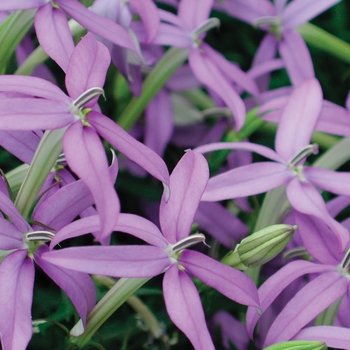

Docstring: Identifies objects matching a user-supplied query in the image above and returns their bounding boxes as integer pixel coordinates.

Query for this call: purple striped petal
[181,250,259,307]
[163,264,215,350]
[0,75,69,102]
[0,250,34,350]
[264,272,348,346]
[195,202,248,248]
[178,0,213,30]
[203,43,259,96]
[294,326,350,349]
[66,33,110,105]
[286,178,350,252]
[279,29,315,86]
[282,0,341,29]
[63,122,120,243]
[35,245,96,334]
[57,0,137,52]
[35,4,75,73]
[202,162,292,201]
[129,0,160,43]
[88,111,170,186]
[304,166,350,196]
[145,89,174,156]
[0,0,45,10]
[0,219,25,250]
[0,98,73,130]
[246,260,334,338]
[42,245,170,278]
[195,141,285,163]
[275,78,322,160]
[159,150,209,243]
[189,47,246,130]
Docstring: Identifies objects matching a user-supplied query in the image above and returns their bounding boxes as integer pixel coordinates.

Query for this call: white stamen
[253,16,281,29]
[190,18,220,42]
[288,144,319,168]
[166,233,209,257]
[25,230,55,242]
[69,87,105,115]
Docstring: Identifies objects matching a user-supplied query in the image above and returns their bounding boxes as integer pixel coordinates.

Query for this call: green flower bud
[263,340,327,350]
[222,224,297,269]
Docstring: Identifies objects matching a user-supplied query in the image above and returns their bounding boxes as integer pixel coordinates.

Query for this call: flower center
[253,16,282,39]
[190,18,220,47]
[24,230,55,255]
[165,233,208,259]
[69,87,105,123]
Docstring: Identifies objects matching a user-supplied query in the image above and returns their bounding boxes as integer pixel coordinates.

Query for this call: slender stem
[15,128,66,219]
[117,47,190,131]
[70,277,150,348]
[298,22,350,65]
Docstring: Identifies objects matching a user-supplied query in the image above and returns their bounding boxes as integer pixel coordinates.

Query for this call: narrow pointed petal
[304,166,350,196]
[246,260,334,338]
[203,43,259,97]
[178,0,213,30]
[33,180,93,231]
[282,0,341,29]
[35,4,75,73]
[294,211,344,265]
[50,216,100,249]
[145,89,174,156]
[42,246,170,278]
[0,191,31,233]
[0,98,73,130]
[163,264,215,350]
[88,112,170,186]
[286,178,350,251]
[264,272,348,346]
[294,326,350,349]
[66,33,111,105]
[195,141,285,163]
[0,250,34,350]
[214,0,274,24]
[181,250,259,307]
[279,30,315,87]
[63,122,120,243]
[195,202,248,248]
[202,162,291,201]
[0,0,45,10]
[0,75,70,102]
[275,78,322,160]
[189,48,246,130]
[129,0,160,43]
[0,219,25,250]
[57,0,137,52]
[159,150,209,243]
[0,130,40,164]
[35,245,96,334]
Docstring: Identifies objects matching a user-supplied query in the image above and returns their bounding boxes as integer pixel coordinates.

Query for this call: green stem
[14,128,66,219]
[298,22,350,65]
[117,47,190,131]
[315,296,343,326]
[70,277,149,348]
[0,10,35,74]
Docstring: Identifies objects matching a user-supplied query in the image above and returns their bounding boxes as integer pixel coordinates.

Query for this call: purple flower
[196,78,350,251]
[215,0,340,88]
[42,150,259,349]
[0,190,96,350]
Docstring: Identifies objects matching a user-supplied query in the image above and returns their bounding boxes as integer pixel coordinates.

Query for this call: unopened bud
[236,224,297,268]
[263,340,327,350]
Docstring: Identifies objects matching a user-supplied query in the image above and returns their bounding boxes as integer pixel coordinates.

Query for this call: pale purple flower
[215,0,340,88]
[42,150,259,349]
[0,190,96,350]
[196,78,350,251]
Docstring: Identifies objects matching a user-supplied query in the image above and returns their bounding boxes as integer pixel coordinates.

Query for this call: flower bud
[234,224,297,269]
[263,340,327,350]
